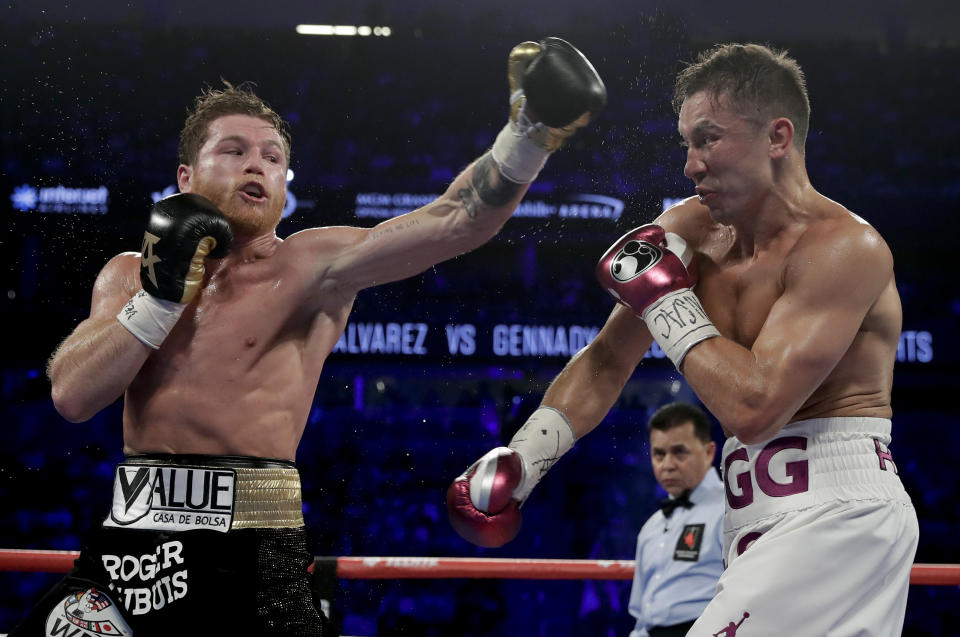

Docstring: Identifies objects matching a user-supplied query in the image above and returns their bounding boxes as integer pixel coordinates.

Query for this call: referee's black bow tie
[658,490,694,518]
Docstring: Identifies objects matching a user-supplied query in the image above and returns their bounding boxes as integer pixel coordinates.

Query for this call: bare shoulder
[654,197,721,249]
[280,226,374,304]
[97,252,141,289]
[90,252,142,314]
[790,202,894,284]
[802,202,891,260]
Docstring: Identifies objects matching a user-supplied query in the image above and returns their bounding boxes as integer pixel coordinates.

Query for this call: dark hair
[177,80,292,166]
[673,43,810,153]
[648,402,712,444]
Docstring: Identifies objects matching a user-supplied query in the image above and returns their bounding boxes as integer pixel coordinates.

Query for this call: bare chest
[145,265,321,380]
[193,272,297,345]
[695,254,784,349]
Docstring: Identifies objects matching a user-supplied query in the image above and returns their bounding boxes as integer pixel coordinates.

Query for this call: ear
[177,164,193,192]
[768,117,794,158]
[706,440,717,463]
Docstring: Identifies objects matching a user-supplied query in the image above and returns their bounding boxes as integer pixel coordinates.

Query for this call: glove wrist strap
[508,406,576,502]
[491,119,552,184]
[117,289,186,349]
[641,288,720,369]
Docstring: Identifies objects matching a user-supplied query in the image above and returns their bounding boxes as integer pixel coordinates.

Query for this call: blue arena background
[2,3,959,634]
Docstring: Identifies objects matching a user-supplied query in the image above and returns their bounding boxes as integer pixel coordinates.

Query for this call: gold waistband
[119,457,305,530]
[230,466,305,530]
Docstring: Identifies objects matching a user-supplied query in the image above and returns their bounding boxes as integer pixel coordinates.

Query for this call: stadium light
[296,24,392,37]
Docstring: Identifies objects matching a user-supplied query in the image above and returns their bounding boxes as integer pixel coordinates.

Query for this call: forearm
[541,340,638,438]
[328,154,530,293]
[48,317,151,422]
[444,152,529,248]
[681,338,793,443]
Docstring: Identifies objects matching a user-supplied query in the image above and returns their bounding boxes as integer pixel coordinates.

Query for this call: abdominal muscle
[122,338,320,460]
[120,286,348,460]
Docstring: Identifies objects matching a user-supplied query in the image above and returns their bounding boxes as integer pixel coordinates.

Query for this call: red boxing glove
[446,447,523,548]
[596,224,719,368]
[595,224,693,314]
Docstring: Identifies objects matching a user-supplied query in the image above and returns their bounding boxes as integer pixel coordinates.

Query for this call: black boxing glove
[117,193,232,349]
[492,37,606,183]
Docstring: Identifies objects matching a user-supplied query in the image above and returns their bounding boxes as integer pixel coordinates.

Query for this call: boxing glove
[492,37,606,183]
[117,193,233,348]
[447,407,576,548]
[596,224,719,368]
[139,193,233,304]
[446,447,523,548]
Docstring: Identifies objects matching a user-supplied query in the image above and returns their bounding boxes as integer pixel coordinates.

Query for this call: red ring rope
[1,549,957,585]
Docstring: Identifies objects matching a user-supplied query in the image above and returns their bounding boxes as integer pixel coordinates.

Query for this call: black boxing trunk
[12,454,334,637]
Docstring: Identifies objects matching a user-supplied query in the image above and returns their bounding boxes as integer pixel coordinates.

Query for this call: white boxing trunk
[687,417,919,637]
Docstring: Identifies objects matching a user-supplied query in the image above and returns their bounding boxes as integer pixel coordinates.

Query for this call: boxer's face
[177,114,287,236]
[678,90,773,225]
[649,422,715,497]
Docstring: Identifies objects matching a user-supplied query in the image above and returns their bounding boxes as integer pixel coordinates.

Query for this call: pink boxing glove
[447,407,576,547]
[595,224,694,313]
[596,224,719,368]
[446,447,523,548]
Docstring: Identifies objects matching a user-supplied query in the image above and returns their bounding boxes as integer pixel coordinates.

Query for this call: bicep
[48,253,141,373]
[321,196,468,294]
[320,156,528,294]
[750,239,892,411]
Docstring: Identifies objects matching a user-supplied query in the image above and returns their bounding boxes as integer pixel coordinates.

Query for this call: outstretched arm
[315,37,605,297]
[447,302,652,548]
[316,151,530,295]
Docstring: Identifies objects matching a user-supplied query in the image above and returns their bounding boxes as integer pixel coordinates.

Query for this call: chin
[706,205,735,226]
[226,202,283,235]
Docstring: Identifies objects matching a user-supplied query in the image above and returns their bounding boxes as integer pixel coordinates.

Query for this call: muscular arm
[317,152,527,296]
[48,254,152,422]
[680,224,895,444]
[542,303,654,438]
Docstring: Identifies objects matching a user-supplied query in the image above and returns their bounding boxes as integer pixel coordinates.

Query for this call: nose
[660,454,677,472]
[683,148,706,183]
[244,153,265,175]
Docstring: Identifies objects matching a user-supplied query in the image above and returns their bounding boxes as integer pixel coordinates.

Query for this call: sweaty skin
[48,114,526,459]
[540,90,901,445]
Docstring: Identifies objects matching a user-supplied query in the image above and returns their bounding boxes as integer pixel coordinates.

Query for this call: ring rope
[1,549,957,585]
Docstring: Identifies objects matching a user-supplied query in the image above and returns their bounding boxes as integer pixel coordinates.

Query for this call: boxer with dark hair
[16,39,606,636]
[449,43,917,636]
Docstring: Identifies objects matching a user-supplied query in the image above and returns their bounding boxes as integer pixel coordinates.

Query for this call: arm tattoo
[367,217,421,242]
[459,153,524,218]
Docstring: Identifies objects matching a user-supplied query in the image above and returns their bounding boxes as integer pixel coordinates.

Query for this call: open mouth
[239,182,267,202]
